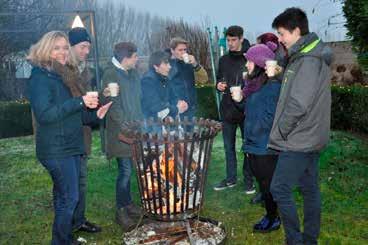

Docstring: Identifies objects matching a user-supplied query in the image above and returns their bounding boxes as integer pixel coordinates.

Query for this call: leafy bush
[195,85,219,120]
[331,85,368,133]
[0,100,33,138]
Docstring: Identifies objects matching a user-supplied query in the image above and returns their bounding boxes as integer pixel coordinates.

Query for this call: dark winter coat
[216,40,251,123]
[141,68,178,119]
[168,59,197,118]
[27,66,97,160]
[242,79,281,155]
[102,63,143,159]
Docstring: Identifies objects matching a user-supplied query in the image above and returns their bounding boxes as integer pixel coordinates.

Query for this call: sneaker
[76,220,102,233]
[213,179,237,191]
[245,184,256,195]
[253,216,281,233]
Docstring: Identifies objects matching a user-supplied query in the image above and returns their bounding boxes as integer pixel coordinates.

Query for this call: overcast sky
[115,0,347,43]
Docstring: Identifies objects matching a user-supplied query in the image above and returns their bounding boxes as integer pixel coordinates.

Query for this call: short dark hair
[113,42,137,62]
[272,7,309,35]
[149,51,170,68]
[225,25,243,38]
[169,37,188,50]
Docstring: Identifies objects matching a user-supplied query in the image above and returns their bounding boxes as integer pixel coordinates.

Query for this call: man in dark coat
[68,27,102,234]
[102,42,143,231]
[214,26,256,195]
[168,37,208,119]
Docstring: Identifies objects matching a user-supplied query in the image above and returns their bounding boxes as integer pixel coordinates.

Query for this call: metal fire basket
[119,117,221,221]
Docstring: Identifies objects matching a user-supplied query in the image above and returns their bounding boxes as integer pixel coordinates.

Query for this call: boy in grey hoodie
[268,7,332,245]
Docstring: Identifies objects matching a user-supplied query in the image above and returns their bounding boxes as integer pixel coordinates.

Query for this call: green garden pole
[207,27,221,120]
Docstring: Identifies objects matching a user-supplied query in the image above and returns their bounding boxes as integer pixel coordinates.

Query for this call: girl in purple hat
[231,41,282,233]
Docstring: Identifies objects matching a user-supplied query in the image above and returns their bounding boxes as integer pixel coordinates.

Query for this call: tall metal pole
[207,27,221,120]
[89,11,105,153]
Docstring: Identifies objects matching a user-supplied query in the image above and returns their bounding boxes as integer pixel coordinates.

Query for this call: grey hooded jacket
[268,32,333,152]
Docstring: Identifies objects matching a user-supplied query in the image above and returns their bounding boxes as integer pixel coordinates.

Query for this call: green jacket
[102,62,143,159]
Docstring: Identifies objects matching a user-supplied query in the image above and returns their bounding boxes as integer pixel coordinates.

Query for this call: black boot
[126,203,144,220]
[115,207,138,232]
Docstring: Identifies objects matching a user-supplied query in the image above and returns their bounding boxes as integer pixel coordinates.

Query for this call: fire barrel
[119,117,222,221]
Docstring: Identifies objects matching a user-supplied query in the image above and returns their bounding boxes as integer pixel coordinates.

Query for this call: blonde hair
[27,31,77,68]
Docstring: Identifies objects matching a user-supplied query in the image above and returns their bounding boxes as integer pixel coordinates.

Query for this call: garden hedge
[0,100,33,138]
[1,85,367,138]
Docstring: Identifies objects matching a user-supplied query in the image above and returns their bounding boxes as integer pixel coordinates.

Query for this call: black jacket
[217,40,250,123]
[168,59,197,118]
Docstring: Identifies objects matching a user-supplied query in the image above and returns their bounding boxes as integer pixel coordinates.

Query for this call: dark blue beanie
[68,27,91,46]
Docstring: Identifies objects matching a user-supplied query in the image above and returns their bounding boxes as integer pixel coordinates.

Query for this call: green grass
[1,131,368,244]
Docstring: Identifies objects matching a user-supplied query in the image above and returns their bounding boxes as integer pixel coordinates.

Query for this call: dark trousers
[222,120,253,184]
[72,155,87,229]
[270,151,321,245]
[248,154,278,219]
[116,157,133,209]
[39,155,81,245]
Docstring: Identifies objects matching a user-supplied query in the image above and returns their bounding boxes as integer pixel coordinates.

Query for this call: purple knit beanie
[244,41,277,68]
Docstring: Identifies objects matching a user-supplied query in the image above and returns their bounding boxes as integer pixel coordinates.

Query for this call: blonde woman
[27,31,111,245]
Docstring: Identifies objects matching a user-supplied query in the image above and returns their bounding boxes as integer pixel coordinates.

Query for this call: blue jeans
[72,156,87,229]
[39,155,81,245]
[270,151,321,245]
[116,157,133,209]
[222,120,253,185]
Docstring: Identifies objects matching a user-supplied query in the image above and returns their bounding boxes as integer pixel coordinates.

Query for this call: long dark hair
[247,64,267,86]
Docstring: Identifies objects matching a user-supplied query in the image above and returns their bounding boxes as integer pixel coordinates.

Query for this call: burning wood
[120,118,222,221]
[140,142,204,216]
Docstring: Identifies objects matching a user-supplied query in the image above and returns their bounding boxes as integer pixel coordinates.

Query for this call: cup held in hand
[230,86,242,102]
[86,91,98,97]
[265,60,278,77]
[108,83,119,97]
[182,53,190,64]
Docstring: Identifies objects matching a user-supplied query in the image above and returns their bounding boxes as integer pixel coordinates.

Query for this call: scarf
[242,73,268,98]
[51,61,87,97]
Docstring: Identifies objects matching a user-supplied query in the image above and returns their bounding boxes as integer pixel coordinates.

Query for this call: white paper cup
[86,91,98,97]
[265,60,278,77]
[230,86,242,102]
[182,53,190,64]
[108,83,119,97]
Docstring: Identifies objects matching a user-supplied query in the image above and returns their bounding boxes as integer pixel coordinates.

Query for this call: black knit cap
[68,27,91,46]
